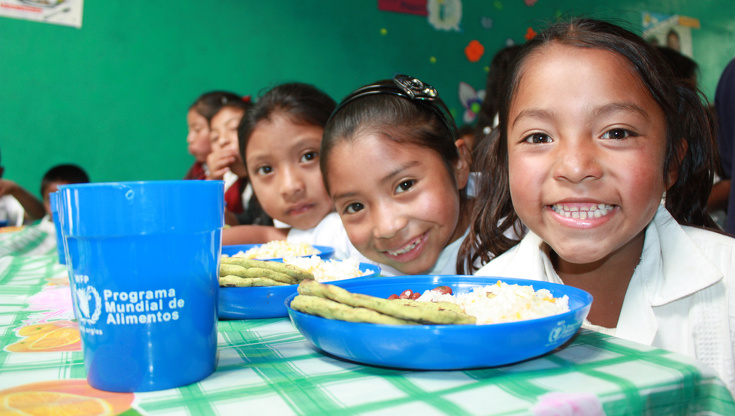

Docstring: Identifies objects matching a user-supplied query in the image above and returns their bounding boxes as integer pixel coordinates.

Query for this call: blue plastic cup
[49,191,66,264]
[58,180,224,392]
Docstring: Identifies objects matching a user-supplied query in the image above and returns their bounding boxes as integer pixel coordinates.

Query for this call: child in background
[0,148,46,226]
[461,18,734,393]
[207,95,271,226]
[41,164,90,217]
[222,83,359,259]
[38,164,90,233]
[185,91,242,180]
[320,75,473,275]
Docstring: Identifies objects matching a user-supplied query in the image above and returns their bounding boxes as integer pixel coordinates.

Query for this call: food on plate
[291,280,476,325]
[283,256,372,282]
[415,281,570,324]
[388,285,452,300]
[291,295,416,325]
[387,298,465,314]
[219,257,314,287]
[291,280,570,325]
[226,241,321,259]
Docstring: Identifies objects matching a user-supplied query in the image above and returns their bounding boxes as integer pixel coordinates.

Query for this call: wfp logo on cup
[547,320,577,345]
[72,274,187,331]
[75,284,102,325]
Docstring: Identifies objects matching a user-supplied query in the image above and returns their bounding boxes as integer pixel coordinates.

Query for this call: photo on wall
[0,0,83,28]
[642,11,700,57]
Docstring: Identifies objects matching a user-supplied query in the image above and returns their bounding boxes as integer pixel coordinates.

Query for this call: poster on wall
[642,12,700,57]
[378,0,427,16]
[0,0,83,28]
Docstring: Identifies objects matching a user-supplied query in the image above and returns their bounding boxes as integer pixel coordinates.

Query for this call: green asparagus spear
[221,257,313,281]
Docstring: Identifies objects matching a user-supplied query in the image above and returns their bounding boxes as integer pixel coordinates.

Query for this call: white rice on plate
[417,281,569,324]
[228,241,321,259]
[283,255,370,282]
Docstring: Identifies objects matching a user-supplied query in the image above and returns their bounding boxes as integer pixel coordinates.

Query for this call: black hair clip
[331,74,457,138]
[393,74,439,100]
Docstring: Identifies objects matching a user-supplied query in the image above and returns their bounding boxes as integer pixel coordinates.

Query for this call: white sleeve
[287,213,358,260]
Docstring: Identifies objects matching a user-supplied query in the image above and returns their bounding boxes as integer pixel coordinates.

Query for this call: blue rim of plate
[221,244,335,261]
[218,262,381,320]
[285,275,593,370]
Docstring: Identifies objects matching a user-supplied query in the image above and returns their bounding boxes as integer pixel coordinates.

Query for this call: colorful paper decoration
[459,82,485,123]
[465,40,485,62]
[428,0,462,31]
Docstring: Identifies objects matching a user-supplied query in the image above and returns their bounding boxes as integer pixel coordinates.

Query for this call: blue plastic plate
[286,275,593,370]
[218,263,381,319]
[221,244,335,261]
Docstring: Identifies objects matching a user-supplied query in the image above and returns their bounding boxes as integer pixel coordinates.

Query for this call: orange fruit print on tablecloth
[0,379,135,416]
[6,320,81,352]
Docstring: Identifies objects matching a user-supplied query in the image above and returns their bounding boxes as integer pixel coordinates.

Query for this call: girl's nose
[552,138,602,183]
[279,166,305,199]
[371,200,408,239]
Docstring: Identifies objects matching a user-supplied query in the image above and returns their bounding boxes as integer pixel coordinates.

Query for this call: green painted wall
[1,1,734,198]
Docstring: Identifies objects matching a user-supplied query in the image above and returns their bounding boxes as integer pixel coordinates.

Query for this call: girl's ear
[453,138,472,189]
[666,139,688,189]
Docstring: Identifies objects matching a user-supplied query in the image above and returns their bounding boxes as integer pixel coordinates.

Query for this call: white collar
[642,205,723,305]
[427,228,469,275]
[520,205,722,295]
[223,171,239,191]
[615,205,724,344]
[516,205,724,343]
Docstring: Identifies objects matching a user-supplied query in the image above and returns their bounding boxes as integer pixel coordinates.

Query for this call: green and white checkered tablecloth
[0,249,733,415]
[0,223,58,258]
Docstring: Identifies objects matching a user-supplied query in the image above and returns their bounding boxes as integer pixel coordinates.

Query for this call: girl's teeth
[388,237,421,256]
[552,204,614,219]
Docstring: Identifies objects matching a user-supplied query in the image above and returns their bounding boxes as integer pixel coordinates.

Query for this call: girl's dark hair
[321,77,460,195]
[237,83,336,166]
[190,91,245,122]
[460,17,719,273]
[474,45,524,139]
[656,46,699,84]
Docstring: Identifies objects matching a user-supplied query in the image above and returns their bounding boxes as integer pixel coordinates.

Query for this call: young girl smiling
[221,83,362,260]
[321,76,473,275]
[461,18,734,393]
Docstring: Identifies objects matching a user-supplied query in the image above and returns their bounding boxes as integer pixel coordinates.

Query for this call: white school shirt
[223,171,254,212]
[475,205,735,394]
[286,213,468,276]
[0,195,25,226]
[423,228,468,275]
[37,214,56,234]
[363,228,470,277]
[286,212,363,262]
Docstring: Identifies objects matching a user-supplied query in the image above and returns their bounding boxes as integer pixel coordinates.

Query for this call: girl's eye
[344,202,364,214]
[300,151,318,163]
[523,133,552,144]
[395,180,415,194]
[256,165,273,176]
[601,129,635,140]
